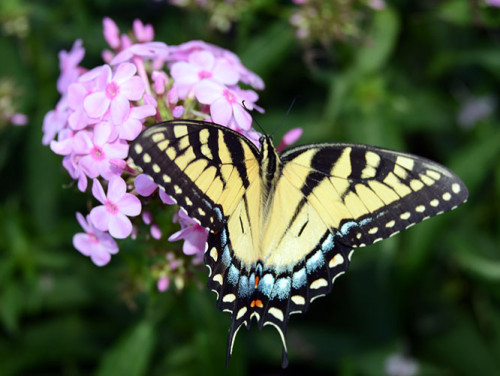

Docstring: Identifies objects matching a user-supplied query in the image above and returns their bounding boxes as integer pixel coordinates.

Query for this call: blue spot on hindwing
[306,250,325,273]
[359,217,373,226]
[259,273,274,297]
[248,273,256,295]
[228,265,239,285]
[222,245,231,266]
[339,221,357,236]
[292,268,306,289]
[214,206,223,222]
[238,275,250,297]
[271,277,291,300]
[220,228,227,246]
[321,233,335,253]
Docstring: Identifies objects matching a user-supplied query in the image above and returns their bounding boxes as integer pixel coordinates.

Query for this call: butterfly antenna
[242,100,266,134]
[272,96,298,138]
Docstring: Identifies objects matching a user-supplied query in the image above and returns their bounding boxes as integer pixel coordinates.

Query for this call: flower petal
[76,212,89,232]
[183,227,208,256]
[210,98,233,126]
[117,193,141,216]
[135,174,157,196]
[110,95,130,125]
[232,104,252,131]
[113,62,136,83]
[90,247,112,266]
[108,212,132,238]
[73,233,92,256]
[89,205,110,231]
[168,227,193,242]
[84,92,110,118]
[194,80,223,104]
[107,176,126,202]
[92,179,107,204]
[159,190,175,204]
[213,58,239,85]
[120,76,145,100]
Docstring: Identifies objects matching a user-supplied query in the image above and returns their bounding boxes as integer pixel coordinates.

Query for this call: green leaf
[448,126,500,197]
[423,311,500,375]
[438,0,473,26]
[354,7,400,74]
[95,321,156,376]
[238,21,295,79]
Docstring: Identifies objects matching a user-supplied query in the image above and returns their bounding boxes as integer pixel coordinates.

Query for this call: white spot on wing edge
[291,295,305,305]
[268,307,284,321]
[310,278,328,289]
[212,274,223,285]
[329,254,344,268]
[236,307,247,320]
[210,247,218,261]
[223,294,236,303]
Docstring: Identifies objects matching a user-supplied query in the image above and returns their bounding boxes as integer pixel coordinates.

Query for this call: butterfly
[129,119,468,367]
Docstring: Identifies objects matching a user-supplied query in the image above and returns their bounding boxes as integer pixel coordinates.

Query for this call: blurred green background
[1,0,500,375]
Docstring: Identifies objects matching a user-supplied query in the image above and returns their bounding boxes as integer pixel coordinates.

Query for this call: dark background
[1,1,499,375]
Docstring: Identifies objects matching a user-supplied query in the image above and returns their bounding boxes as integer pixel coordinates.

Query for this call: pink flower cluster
[43,18,301,291]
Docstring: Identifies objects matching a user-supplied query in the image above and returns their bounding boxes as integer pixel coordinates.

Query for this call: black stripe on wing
[129,120,260,231]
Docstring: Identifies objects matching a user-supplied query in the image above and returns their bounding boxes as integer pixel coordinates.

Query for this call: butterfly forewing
[280,143,468,248]
[129,120,261,231]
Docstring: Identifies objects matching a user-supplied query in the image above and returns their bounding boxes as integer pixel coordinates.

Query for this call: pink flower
[103,17,121,49]
[57,39,86,94]
[276,128,303,152]
[50,128,79,156]
[219,50,265,90]
[10,113,28,126]
[134,174,175,204]
[168,209,208,264]
[73,212,118,266]
[195,81,259,131]
[63,154,88,192]
[172,105,184,119]
[83,63,145,125]
[168,40,264,90]
[42,96,69,145]
[133,19,154,42]
[77,123,129,180]
[89,177,142,239]
[111,42,169,65]
[67,81,101,131]
[151,224,162,239]
[157,276,170,292]
[115,104,156,141]
[152,70,168,95]
[171,50,239,98]
[369,0,386,10]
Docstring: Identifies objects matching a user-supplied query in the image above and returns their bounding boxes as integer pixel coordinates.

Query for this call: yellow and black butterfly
[129,119,468,366]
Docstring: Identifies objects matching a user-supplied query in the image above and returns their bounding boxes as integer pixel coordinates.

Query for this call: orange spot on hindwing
[250,299,263,308]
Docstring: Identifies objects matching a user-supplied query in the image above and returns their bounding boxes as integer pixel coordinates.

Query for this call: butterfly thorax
[259,135,282,201]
